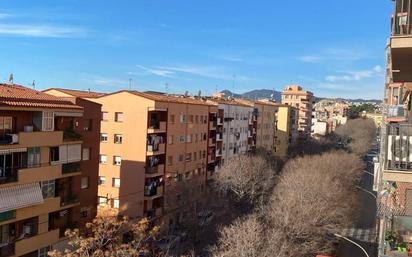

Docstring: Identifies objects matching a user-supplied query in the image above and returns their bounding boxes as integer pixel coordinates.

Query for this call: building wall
[281,85,314,138]
[219,103,252,161]
[255,102,277,153]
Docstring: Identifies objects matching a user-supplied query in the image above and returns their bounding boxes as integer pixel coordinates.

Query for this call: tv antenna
[32,80,36,89]
[8,73,13,84]
[128,78,133,90]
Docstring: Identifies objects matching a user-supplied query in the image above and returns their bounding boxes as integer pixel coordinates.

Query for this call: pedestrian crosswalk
[338,228,377,243]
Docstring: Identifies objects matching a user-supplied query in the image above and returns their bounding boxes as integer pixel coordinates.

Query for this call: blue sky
[0,0,392,99]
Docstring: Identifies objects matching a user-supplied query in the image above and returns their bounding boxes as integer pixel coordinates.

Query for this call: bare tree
[49,207,160,257]
[335,118,376,155]
[212,151,363,257]
[214,154,276,205]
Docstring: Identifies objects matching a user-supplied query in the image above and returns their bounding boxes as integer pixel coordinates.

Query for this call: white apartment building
[209,98,253,162]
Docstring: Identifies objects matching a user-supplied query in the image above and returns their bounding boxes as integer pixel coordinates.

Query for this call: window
[113,199,120,209]
[115,112,124,122]
[81,177,89,189]
[203,133,207,141]
[98,176,106,185]
[168,135,174,145]
[100,133,108,143]
[169,114,175,123]
[180,114,186,123]
[101,112,109,121]
[186,134,192,143]
[98,197,107,206]
[179,135,185,143]
[185,153,192,162]
[195,115,199,123]
[178,154,184,162]
[50,146,59,163]
[112,178,121,188]
[167,156,173,166]
[185,171,191,179]
[42,111,54,131]
[114,156,122,166]
[189,115,194,123]
[83,148,90,161]
[177,174,183,182]
[80,207,90,218]
[114,134,122,144]
[38,246,51,257]
[84,119,92,131]
[28,147,40,167]
[41,180,55,199]
[100,154,108,164]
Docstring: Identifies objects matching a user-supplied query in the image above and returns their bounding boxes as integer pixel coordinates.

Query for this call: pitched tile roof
[208,98,252,108]
[46,88,105,98]
[0,84,83,110]
[129,91,216,106]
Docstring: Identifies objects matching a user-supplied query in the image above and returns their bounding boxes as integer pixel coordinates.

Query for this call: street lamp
[333,233,370,257]
[356,186,377,199]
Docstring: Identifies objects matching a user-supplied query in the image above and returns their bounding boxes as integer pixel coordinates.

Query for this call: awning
[0,182,44,213]
[0,148,27,155]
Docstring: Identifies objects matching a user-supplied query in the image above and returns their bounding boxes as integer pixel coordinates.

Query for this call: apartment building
[90,91,217,228]
[274,105,298,158]
[208,96,253,162]
[281,85,314,138]
[0,84,99,257]
[377,1,412,256]
[43,88,102,228]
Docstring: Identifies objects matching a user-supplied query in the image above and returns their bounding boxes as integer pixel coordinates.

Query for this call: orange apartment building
[281,85,314,138]
[90,91,217,228]
[0,84,100,257]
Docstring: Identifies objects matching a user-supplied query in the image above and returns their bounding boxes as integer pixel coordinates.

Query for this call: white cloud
[218,55,244,62]
[297,55,322,63]
[325,66,383,82]
[0,24,85,38]
[136,65,175,78]
[156,64,248,81]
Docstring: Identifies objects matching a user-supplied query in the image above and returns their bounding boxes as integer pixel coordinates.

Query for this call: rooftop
[45,88,106,98]
[0,83,83,110]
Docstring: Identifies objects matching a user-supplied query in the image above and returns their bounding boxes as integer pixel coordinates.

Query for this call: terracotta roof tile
[0,84,82,110]
[46,88,105,98]
[130,91,216,106]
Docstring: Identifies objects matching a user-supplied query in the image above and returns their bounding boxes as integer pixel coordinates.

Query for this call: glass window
[114,156,122,166]
[41,180,55,199]
[178,154,183,162]
[114,134,122,144]
[81,177,89,189]
[168,135,173,145]
[179,135,185,143]
[42,111,54,132]
[186,134,192,143]
[101,112,109,121]
[50,147,59,163]
[115,112,123,122]
[98,176,106,185]
[28,147,40,167]
[100,133,108,143]
[38,246,51,257]
[82,148,90,161]
[100,155,107,164]
[113,199,120,209]
[180,114,186,123]
[112,178,121,188]
[98,197,107,206]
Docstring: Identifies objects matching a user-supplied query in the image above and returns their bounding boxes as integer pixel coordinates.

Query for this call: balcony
[62,162,81,175]
[216,133,222,141]
[208,155,215,164]
[0,243,14,257]
[248,131,252,138]
[209,139,216,146]
[147,143,165,156]
[0,131,63,150]
[147,121,166,134]
[60,193,80,207]
[14,229,59,257]
[209,121,217,130]
[0,167,18,185]
[0,210,16,222]
[145,164,165,177]
[144,186,163,200]
[217,118,223,126]
[216,150,222,157]
[63,130,82,142]
[383,124,412,182]
[144,207,162,220]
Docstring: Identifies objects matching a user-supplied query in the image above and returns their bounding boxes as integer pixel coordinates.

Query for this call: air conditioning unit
[387,135,412,162]
[24,125,33,132]
[10,134,18,144]
[23,225,32,236]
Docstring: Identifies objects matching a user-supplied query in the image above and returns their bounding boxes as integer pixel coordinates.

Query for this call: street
[337,141,379,257]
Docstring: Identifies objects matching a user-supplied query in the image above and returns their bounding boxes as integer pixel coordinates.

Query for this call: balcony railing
[62,162,81,174]
[392,9,412,36]
[385,124,412,171]
[144,186,159,197]
[60,193,80,207]
[388,105,405,118]
[63,130,82,142]
[0,243,15,257]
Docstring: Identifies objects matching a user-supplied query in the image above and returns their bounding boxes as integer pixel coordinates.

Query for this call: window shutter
[67,144,81,163]
[59,145,68,164]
